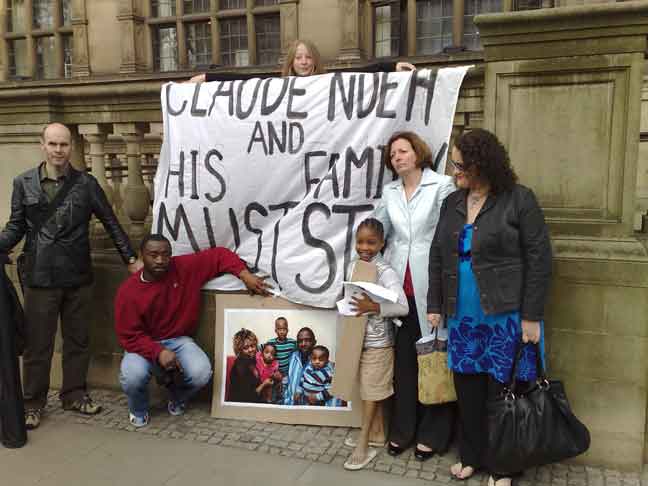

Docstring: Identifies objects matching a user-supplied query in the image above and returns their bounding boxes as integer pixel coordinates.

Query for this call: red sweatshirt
[114,247,246,361]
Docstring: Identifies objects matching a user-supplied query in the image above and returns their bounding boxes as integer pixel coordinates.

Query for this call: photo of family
[221,309,348,409]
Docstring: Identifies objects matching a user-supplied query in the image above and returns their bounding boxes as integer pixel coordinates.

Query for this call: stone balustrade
[76,123,161,246]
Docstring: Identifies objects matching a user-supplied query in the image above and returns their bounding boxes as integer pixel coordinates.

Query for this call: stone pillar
[210,0,221,66]
[108,153,126,221]
[280,0,299,58]
[245,0,257,66]
[176,0,187,69]
[114,123,150,241]
[476,2,648,470]
[406,0,416,56]
[451,0,465,50]
[53,0,64,78]
[69,125,86,171]
[71,0,91,77]
[147,122,164,204]
[79,125,114,241]
[337,0,362,62]
[118,0,146,74]
[0,0,8,82]
[24,0,36,78]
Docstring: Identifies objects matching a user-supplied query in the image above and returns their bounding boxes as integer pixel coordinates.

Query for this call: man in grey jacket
[0,123,139,430]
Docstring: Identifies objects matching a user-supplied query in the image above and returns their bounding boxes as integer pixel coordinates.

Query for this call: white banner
[153,66,470,308]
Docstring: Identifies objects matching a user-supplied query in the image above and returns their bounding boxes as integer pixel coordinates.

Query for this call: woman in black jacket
[426,129,552,486]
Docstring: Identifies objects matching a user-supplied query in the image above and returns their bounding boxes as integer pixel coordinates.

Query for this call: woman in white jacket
[373,131,456,460]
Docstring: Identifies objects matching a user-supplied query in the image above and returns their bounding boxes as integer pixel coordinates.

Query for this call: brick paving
[38,388,644,484]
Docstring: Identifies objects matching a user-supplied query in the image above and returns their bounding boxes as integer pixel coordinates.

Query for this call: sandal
[489,475,513,486]
[343,448,378,471]
[414,445,435,462]
[387,442,406,456]
[451,463,478,481]
[344,436,386,448]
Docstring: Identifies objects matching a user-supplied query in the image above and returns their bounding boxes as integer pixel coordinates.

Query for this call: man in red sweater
[114,233,269,427]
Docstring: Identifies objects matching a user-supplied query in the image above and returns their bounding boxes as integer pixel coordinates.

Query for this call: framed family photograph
[211,294,362,427]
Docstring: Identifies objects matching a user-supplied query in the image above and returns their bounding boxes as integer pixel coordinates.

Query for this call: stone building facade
[1,0,648,471]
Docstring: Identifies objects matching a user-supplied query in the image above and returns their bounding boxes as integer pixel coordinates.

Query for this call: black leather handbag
[485,343,590,475]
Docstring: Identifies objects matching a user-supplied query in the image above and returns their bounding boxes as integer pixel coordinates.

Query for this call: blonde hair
[281,39,326,77]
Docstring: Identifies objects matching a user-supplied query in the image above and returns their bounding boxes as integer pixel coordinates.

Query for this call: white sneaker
[129,412,149,428]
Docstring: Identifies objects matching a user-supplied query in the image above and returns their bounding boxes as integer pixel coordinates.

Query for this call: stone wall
[477,1,648,470]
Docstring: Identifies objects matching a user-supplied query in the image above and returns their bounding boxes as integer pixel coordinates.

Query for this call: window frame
[372,0,405,58]
[1,0,75,81]
[367,0,518,59]
[145,0,281,72]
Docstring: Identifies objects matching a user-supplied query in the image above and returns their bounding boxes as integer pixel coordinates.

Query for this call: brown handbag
[416,328,457,405]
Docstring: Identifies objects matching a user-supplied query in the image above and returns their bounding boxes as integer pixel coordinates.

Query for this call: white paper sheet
[336,281,399,316]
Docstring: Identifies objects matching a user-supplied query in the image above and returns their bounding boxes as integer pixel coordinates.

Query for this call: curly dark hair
[454,129,518,194]
[233,328,258,357]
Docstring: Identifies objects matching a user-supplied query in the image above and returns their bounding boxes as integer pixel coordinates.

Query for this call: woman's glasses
[450,159,467,172]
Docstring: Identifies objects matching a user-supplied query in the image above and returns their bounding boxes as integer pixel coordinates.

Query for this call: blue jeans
[119,336,212,417]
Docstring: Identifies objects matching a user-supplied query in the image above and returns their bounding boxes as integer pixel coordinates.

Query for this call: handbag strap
[506,341,547,394]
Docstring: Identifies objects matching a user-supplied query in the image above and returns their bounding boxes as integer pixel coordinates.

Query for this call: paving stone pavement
[37,388,644,484]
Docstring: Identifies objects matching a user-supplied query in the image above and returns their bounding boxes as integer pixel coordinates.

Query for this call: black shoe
[387,442,406,456]
[414,446,435,462]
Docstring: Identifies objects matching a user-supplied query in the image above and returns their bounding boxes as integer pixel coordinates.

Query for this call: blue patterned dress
[446,225,545,383]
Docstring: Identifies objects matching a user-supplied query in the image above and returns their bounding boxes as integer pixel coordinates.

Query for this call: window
[148,0,281,71]
[514,0,543,9]
[153,26,178,72]
[63,35,73,78]
[220,17,248,67]
[2,0,75,80]
[463,0,501,50]
[371,0,506,57]
[186,22,211,69]
[8,39,28,77]
[417,0,453,55]
[152,0,176,17]
[184,0,210,15]
[255,16,280,66]
[32,0,54,30]
[374,2,402,58]
[7,0,26,33]
[62,0,72,26]
[35,36,57,79]
[220,0,246,8]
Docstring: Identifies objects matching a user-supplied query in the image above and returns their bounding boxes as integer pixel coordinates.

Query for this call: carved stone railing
[77,122,160,246]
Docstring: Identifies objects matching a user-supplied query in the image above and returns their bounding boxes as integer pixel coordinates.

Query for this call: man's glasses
[449,159,467,172]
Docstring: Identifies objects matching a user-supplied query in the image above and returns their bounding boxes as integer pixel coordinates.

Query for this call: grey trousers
[22,285,92,410]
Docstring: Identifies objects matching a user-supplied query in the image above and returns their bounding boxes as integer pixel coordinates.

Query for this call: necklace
[468,193,487,208]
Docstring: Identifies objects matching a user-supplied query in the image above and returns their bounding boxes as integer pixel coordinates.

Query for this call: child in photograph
[229,329,272,403]
[266,317,297,403]
[343,218,409,471]
[294,345,334,406]
[255,343,282,403]
[266,317,297,377]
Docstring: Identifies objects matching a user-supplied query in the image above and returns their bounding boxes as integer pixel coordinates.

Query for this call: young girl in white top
[343,218,409,471]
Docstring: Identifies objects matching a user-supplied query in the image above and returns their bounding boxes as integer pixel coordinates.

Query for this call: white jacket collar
[389,168,442,191]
